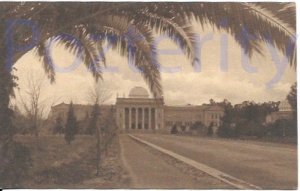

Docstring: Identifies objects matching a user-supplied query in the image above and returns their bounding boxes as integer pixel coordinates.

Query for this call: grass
[14,134,130,188]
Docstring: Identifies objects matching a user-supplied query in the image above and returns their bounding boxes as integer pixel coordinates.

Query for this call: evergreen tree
[64,102,77,144]
[287,82,297,120]
[285,83,297,137]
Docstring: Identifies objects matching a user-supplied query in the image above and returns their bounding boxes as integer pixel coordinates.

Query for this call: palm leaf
[35,41,55,83]
[2,2,296,95]
[92,15,162,96]
[133,11,199,64]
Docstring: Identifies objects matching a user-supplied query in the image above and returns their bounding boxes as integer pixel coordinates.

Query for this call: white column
[129,107,132,129]
[123,107,126,129]
[142,107,145,129]
[148,107,151,129]
[135,107,138,129]
[155,108,158,130]
[161,107,164,130]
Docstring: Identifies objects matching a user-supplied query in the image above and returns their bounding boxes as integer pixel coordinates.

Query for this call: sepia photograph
[0,1,297,190]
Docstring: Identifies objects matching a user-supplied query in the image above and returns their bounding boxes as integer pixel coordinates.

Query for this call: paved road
[119,134,230,189]
[135,134,297,189]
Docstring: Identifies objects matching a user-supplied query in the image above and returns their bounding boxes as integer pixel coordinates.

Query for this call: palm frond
[49,27,107,81]
[4,2,296,96]
[246,3,294,37]
[93,15,162,96]
[143,2,295,66]
[35,41,55,83]
[241,2,296,66]
[133,11,199,64]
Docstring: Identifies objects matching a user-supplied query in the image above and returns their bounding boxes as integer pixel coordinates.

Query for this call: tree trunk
[33,120,40,150]
[96,125,101,176]
[0,58,15,142]
[0,47,17,186]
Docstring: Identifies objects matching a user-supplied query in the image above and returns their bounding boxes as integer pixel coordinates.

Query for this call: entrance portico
[116,87,164,132]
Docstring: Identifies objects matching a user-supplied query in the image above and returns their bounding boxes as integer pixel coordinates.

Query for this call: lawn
[14,134,130,188]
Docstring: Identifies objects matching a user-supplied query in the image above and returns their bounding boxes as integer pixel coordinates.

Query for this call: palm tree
[0,2,296,186]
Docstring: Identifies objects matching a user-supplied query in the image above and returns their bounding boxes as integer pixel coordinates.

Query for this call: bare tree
[17,73,46,138]
[17,72,61,138]
[87,81,112,105]
[86,81,112,176]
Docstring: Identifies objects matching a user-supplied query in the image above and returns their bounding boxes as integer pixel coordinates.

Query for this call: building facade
[265,100,293,124]
[49,86,224,134]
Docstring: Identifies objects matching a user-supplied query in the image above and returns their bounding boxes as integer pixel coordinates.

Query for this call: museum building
[49,86,224,134]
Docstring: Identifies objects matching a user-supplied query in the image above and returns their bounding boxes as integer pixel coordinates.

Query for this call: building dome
[279,100,292,111]
[129,86,149,98]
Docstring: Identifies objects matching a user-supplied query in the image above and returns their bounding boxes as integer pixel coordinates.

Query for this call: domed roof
[279,100,292,111]
[129,86,149,98]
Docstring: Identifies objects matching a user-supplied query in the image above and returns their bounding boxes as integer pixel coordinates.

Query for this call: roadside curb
[128,134,261,190]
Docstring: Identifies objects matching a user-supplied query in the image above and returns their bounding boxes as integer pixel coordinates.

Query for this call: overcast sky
[12,22,296,115]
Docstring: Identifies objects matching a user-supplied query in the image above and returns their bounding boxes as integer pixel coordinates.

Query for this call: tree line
[217,83,297,139]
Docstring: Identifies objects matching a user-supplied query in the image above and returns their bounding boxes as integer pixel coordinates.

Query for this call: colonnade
[122,107,158,130]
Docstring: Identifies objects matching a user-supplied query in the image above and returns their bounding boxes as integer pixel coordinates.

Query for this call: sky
[12,22,296,116]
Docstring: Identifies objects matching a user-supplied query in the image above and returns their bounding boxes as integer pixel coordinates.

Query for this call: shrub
[0,140,32,187]
[207,126,213,136]
[170,125,178,134]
